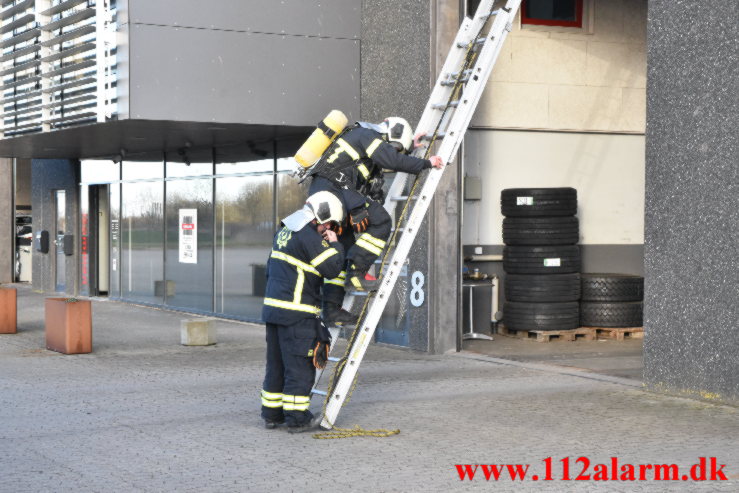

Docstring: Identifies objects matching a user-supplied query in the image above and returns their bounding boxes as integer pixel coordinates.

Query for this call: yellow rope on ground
[313,426,400,439]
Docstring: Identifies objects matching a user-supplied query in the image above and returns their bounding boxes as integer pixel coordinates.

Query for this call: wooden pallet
[498,325,596,343]
[585,326,644,341]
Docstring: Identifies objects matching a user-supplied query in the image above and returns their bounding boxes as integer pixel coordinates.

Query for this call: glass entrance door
[54,190,66,292]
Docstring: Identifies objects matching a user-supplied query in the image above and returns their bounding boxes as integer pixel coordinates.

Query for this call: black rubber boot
[323,303,358,326]
[287,415,323,434]
[264,418,285,430]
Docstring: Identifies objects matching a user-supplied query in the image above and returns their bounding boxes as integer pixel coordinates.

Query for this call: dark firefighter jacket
[310,125,432,193]
[262,222,345,326]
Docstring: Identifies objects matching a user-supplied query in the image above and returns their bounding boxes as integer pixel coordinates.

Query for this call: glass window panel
[166,162,214,178]
[215,141,274,175]
[122,160,164,181]
[215,175,274,320]
[109,184,121,298]
[525,0,577,21]
[81,160,120,184]
[276,136,307,172]
[165,179,214,312]
[276,174,309,226]
[80,186,90,296]
[121,182,164,304]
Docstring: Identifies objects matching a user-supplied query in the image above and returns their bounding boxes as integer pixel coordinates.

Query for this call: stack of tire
[580,274,644,328]
[501,188,581,331]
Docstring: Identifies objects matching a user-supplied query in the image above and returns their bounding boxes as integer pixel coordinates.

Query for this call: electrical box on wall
[464,176,482,200]
[35,231,49,253]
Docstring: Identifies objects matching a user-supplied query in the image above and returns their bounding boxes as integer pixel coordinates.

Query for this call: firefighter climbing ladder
[313,0,522,431]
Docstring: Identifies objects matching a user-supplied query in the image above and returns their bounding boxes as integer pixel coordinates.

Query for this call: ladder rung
[311,389,327,396]
[432,100,460,110]
[348,291,369,297]
[479,9,502,19]
[457,36,486,48]
[421,132,446,140]
[327,356,341,363]
[441,77,469,86]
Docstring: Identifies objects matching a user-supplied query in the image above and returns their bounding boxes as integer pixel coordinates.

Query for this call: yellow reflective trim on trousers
[264,298,320,314]
[359,233,386,248]
[366,138,383,158]
[355,238,382,256]
[270,250,320,276]
[261,399,283,408]
[261,390,283,400]
[357,163,370,179]
[310,248,339,268]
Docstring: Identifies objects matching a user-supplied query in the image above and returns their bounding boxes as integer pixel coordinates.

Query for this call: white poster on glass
[179,208,197,264]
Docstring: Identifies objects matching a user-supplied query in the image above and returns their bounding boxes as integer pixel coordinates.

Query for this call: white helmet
[383,117,413,153]
[305,191,344,225]
[282,191,345,231]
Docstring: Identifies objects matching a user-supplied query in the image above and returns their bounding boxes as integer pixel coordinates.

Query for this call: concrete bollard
[180,318,217,346]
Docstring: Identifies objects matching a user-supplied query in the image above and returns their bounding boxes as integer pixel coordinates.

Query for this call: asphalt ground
[1,285,737,492]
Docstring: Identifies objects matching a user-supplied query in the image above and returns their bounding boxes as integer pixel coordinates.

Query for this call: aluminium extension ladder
[312,0,523,431]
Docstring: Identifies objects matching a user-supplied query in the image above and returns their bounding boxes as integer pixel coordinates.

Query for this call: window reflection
[215,175,274,320]
[165,179,214,312]
[81,160,120,184]
[122,161,164,181]
[276,174,309,225]
[121,182,164,304]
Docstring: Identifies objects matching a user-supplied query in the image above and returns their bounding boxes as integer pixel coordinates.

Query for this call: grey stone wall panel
[644,0,739,403]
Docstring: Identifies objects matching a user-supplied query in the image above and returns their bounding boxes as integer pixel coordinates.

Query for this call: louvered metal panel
[0,0,116,135]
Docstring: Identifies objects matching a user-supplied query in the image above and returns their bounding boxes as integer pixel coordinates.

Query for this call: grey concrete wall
[31,160,80,296]
[121,0,361,126]
[360,0,431,125]
[644,1,739,404]
[0,159,12,283]
[428,0,463,354]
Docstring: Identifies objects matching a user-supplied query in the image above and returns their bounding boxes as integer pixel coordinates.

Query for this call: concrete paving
[1,285,738,492]
[464,335,644,380]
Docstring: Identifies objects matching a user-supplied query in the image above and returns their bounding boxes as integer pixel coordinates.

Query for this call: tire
[501,187,577,217]
[503,216,579,246]
[504,301,580,331]
[503,245,580,274]
[580,273,644,302]
[505,273,581,302]
[580,302,643,328]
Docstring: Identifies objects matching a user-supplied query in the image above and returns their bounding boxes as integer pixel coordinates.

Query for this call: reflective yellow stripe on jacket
[366,138,383,158]
[267,250,322,314]
[310,248,339,268]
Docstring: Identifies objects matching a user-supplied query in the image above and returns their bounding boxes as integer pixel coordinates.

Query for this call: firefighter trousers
[260,319,318,426]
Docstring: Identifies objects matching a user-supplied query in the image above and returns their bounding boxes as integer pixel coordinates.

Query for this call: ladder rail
[320,0,522,429]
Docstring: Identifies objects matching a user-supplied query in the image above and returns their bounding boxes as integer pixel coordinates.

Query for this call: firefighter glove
[350,208,370,233]
[313,341,330,369]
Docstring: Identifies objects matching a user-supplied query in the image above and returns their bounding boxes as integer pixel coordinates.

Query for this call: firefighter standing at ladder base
[260,191,346,433]
[308,117,444,325]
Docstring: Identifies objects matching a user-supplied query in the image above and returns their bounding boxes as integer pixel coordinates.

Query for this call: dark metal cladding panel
[644,0,739,404]
[127,24,360,126]
[127,0,361,39]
